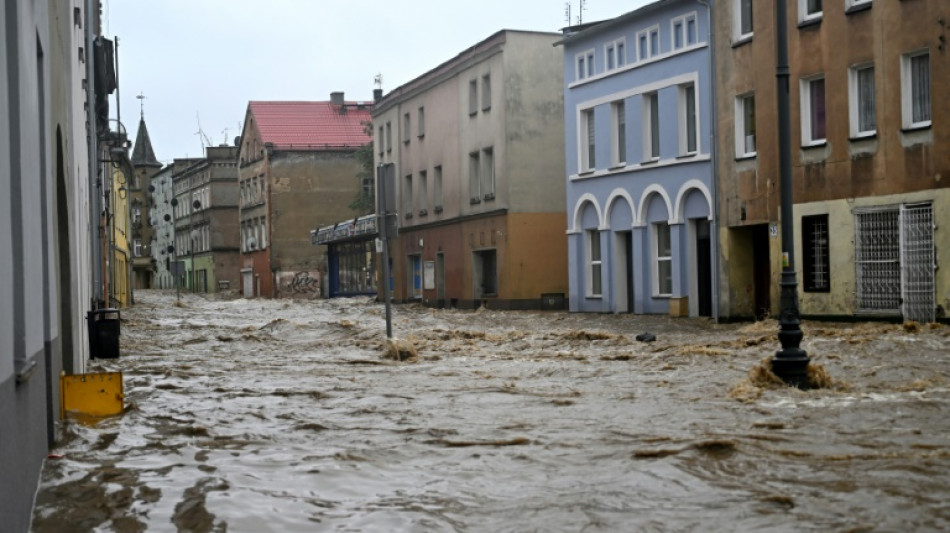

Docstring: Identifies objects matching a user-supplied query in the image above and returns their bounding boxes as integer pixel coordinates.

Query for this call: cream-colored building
[373,30,567,309]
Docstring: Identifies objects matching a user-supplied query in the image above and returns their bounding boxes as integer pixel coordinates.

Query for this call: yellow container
[60,372,124,419]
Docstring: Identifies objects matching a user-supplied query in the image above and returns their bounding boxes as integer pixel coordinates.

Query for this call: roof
[131,116,162,168]
[248,101,373,151]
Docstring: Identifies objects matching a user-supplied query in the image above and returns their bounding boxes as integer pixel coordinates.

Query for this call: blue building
[559,0,717,317]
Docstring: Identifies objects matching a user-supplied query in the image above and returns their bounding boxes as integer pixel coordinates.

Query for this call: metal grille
[900,204,935,323]
[854,209,900,313]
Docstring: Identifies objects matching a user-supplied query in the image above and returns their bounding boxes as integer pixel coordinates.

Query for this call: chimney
[373,88,383,102]
[330,91,344,106]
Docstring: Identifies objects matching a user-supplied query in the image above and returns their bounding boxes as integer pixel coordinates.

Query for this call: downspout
[697,0,721,322]
[86,0,101,314]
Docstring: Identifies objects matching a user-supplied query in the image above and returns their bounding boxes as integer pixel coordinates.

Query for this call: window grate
[854,209,900,313]
[900,204,935,323]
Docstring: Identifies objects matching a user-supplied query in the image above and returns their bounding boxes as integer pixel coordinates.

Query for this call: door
[409,255,422,299]
[243,270,253,298]
[695,219,712,317]
[752,224,771,319]
[613,231,633,313]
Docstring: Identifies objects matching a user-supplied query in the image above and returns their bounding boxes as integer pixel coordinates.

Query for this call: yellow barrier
[60,372,124,419]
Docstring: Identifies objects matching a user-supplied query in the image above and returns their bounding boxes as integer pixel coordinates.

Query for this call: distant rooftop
[248,100,373,151]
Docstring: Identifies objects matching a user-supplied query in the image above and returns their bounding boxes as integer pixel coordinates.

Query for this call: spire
[131,115,162,168]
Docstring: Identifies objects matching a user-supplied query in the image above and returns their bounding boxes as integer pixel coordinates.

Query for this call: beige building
[374,30,567,309]
[714,0,949,322]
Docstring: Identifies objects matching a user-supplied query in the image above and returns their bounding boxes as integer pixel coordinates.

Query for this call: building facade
[172,146,240,293]
[714,0,949,321]
[562,0,716,317]
[1,0,100,529]
[237,97,372,298]
[374,30,568,309]
[148,163,176,289]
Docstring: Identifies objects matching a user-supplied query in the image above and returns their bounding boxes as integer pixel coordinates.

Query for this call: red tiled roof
[248,101,372,150]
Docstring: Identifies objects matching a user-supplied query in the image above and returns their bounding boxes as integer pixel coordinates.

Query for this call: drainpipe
[86,0,102,316]
[697,0,721,322]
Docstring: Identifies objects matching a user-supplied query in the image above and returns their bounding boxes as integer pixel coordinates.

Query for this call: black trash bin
[88,308,121,359]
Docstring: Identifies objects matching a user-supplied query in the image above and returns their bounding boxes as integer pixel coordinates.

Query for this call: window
[638,26,660,60]
[403,112,410,144]
[654,223,672,296]
[469,79,478,115]
[643,92,660,160]
[469,151,481,203]
[802,214,830,292]
[800,75,826,145]
[482,74,491,111]
[611,100,627,166]
[133,204,141,223]
[735,0,753,40]
[433,165,443,212]
[587,230,602,297]
[901,50,930,129]
[799,0,822,23]
[849,64,876,137]
[605,38,625,71]
[418,170,428,215]
[481,147,495,200]
[417,106,425,137]
[577,49,595,80]
[403,174,413,218]
[679,83,697,155]
[260,217,266,249]
[582,108,596,171]
[378,126,384,154]
[134,238,142,257]
[736,93,756,157]
[672,13,698,50]
[385,121,392,152]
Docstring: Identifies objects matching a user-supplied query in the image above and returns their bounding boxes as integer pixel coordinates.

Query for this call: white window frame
[611,100,626,167]
[576,48,595,80]
[800,74,827,146]
[653,222,673,297]
[637,25,660,61]
[735,92,756,158]
[799,0,823,23]
[901,49,931,130]
[678,82,698,156]
[734,0,753,41]
[848,62,877,138]
[417,106,425,138]
[418,170,428,214]
[134,238,142,257]
[604,37,626,71]
[581,108,596,172]
[587,229,602,297]
[481,147,495,200]
[671,12,698,50]
[642,92,660,161]
[482,74,492,111]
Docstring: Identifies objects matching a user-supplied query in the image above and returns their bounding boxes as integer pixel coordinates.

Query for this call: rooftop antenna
[221,127,229,145]
[195,112,212,150]
[136,91,146,118]
[577,0,587,24]
[565,3,571,25]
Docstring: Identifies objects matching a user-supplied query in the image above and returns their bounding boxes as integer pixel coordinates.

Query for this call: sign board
[424,261,435,290]
[171,260,186,276]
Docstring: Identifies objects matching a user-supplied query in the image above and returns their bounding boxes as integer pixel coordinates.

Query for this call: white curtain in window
[911,54,930,123]
[858,67,876,132]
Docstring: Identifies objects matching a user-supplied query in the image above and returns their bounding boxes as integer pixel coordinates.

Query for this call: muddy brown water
[32,291,950,532]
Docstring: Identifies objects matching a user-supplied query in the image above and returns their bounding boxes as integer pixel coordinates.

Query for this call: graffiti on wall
[278,270,321,298]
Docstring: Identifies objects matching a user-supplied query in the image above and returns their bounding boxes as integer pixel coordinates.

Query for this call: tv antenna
[566,0,587,25]
[195,112,212,150]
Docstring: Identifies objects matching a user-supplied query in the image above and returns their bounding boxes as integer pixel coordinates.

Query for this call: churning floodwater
[32,291,950,532]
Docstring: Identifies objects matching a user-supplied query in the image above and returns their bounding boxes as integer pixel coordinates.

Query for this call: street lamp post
[167,196,179,302]
[191,199,202,293]
[772,0,810,387]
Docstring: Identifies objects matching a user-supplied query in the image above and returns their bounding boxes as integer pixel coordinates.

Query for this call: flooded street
[33,291,950,532]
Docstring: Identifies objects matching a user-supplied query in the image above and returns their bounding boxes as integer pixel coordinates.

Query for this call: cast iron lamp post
[772,0,811,387]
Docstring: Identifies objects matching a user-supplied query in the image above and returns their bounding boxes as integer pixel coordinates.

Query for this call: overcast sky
[106,0,650,163]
